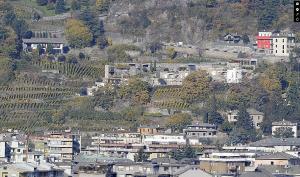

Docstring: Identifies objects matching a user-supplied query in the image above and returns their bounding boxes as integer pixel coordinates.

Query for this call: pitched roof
[249,138,300,147]
[256,152,298,160]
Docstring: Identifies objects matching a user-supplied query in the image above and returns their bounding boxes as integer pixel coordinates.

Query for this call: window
[282,39,284,42]
[276,50,277,53]
[271,161,274,165]
[276,39,278,42]
[283,45,284,49]
[283,50,284,53]
[275,45,277,48]
[164,167,169,171]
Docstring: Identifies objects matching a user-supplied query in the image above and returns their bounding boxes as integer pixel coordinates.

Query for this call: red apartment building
[256,31,272,52]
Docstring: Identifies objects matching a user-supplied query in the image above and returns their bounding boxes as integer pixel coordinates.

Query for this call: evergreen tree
[207,94,224,126]
[55,0,66,14]
[236,104,254,130]
[71,0,81,11]
[287,82,299,105]
[134,148,149,162]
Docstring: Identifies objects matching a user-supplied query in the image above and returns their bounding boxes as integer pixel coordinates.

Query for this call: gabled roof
[256,152,298,160]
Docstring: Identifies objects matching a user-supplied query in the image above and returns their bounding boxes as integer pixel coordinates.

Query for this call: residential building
[272,119,298,138]
[0,142,10,162]
[112,161,212,177]
[47,132,80,162]
[183,123,218,143]
[142,134,186,145]
[22,30,67,54]
[226,67,243,83]
[199,151,256,176]
[256,31,272,53]
[91,133,142,145]
[255,152,300,167]
[223,33,241,43]
[248,138,300,152]
[137,125,163,135]
[271,32,295,57]
[226,108,264,129]
[23,38,67,54]
[0,162,65,177]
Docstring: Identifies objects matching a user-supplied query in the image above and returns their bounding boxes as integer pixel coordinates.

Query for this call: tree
[166,113,192,132]
[206,94,224,126]
[273,127,295,138]
[236,104,254,130]
[119,78,151,104]
[181,70,211,103]
[71,0,81,11]
[46,44,54,55]
[242,34,250,45]
[55,0,66,14]
[220,121,233,135]
[169,145,197,160]
[36,0,48,6]
[228,128,257,145]
[0,57,15,85]
[134,148,149,162]
[65,19,92,48]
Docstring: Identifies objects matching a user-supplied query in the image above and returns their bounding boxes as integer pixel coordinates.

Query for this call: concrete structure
[47,132,79,162]
[142,134,186,145]
[272,119,298,138]
[271,32,295,57]
[183,124,217,141]
[256,32,272,54]
[226,67,243,83]
[112,162,212,177]
[23,38,67,54]
[137,125,163,135]
[255,152,300,167]
[248,138,300,152]
[91,133,142,145]
[227,108,264,129]
[0,162,64,177]
[0,142,9,162]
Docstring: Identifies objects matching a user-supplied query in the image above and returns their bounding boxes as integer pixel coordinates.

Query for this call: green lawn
[20,0,56,17]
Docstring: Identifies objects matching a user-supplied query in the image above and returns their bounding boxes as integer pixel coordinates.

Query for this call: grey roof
[151,157,178,164]
[23,38,67,44]
[229,108,264,115]
[249,138,300,147]
[256,152,298,160]
[241,169,274,177]
[259,165,300,175]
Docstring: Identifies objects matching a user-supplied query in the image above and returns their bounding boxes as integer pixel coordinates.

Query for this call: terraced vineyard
[153,100,190,110]
[32,61,104,78]
[153,87,183,99]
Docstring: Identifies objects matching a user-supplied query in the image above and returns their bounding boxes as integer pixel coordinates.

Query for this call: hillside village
[1,0,300,176]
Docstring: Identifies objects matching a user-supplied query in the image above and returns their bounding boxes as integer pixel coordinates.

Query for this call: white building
[226,68,242,83]
[142,134,186,145]
[272,119,298,138]
[91,133,142,145]
[271,32,295,57]
[226,108,264,129]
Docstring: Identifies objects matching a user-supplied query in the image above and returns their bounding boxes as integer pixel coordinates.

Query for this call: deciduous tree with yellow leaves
[65,19,92,48]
